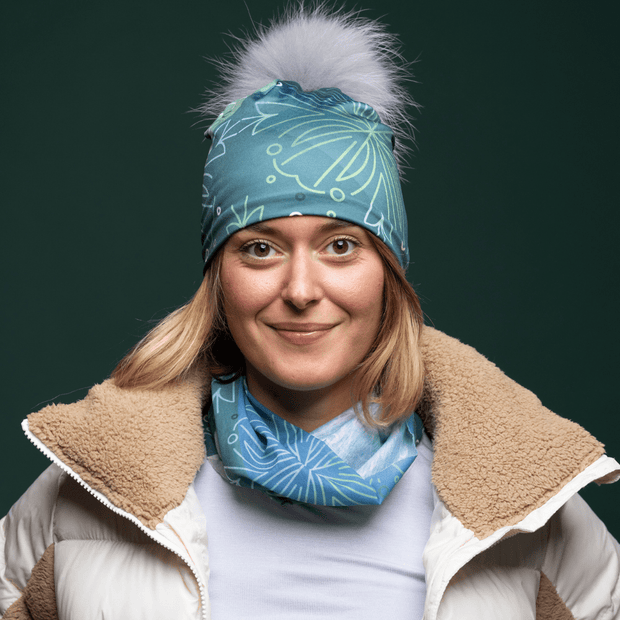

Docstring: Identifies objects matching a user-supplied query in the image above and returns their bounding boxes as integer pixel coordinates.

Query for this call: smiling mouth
[268,323,336,345]
[270,323,334,332]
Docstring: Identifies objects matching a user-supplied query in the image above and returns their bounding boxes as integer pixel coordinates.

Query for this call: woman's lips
[268,323,336,345]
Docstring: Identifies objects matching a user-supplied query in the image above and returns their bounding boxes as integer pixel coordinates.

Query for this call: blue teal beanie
[201,80,409,269]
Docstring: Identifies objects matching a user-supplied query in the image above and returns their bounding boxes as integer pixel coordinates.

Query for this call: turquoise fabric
[201,80,409,269]
[204,378,422,506]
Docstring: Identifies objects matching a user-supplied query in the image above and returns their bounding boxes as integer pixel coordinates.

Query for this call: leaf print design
[204,379,419,506]
[225,196,265,234]
[225,84,407,249]
[229,406,380,505]
[201,80,409,269]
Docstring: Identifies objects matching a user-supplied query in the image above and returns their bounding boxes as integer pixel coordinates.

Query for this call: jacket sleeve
[1,465,62,617]
[541,492,620,620]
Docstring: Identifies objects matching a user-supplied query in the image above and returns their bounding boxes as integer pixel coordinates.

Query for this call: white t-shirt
[194,430,434,619]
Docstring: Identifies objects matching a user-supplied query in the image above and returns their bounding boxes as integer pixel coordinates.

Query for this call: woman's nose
[280,251,323,310]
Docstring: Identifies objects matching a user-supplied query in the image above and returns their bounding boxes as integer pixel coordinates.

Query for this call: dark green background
[2,1,618,538]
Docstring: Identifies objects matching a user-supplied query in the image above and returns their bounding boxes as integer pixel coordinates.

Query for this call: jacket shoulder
[1,465,63,615]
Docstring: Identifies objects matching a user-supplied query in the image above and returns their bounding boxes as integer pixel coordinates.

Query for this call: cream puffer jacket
[2,327,619,620]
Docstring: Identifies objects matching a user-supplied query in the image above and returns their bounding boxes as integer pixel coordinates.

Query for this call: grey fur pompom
[198,2,418,170]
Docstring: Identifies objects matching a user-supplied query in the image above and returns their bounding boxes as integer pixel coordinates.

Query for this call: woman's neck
[245,366,355,432]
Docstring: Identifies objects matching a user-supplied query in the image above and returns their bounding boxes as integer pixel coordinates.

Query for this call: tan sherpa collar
[417,328,611,538]
[27,327,615,537]
[28,367,208,530]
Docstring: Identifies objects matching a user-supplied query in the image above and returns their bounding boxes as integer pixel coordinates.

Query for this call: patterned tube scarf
[204,378,423,506]
[201,80,409,270]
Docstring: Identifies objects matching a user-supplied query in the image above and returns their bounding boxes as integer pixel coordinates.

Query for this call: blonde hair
[112,237,424,427]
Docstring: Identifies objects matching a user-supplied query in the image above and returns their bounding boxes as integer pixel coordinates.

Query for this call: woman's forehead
[236,216,365,237]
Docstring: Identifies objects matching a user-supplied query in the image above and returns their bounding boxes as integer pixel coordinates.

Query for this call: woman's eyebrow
[242,222,277,234]
[317,220,358,233]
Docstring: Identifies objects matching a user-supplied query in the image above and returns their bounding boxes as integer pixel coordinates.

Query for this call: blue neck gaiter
[204,378,422,506]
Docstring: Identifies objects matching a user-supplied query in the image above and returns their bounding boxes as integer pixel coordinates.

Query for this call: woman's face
[220,216,384,413]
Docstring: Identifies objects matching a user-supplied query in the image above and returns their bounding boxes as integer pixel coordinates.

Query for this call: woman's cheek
[332,269,383,317]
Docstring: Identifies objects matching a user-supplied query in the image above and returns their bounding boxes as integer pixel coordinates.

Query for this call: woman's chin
[261,372,342,394]
[246,362,351,396]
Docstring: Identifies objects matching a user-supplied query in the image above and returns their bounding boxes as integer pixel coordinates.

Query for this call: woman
[2,6,619,620]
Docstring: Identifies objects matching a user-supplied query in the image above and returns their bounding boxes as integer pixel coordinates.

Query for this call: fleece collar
[27,327,614,537]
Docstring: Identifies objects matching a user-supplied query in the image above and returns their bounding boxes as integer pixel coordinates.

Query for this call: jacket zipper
[22,419,208,620]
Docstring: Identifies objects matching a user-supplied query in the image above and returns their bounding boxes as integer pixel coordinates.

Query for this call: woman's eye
[326,238,357,256]
[244,242,276,259]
